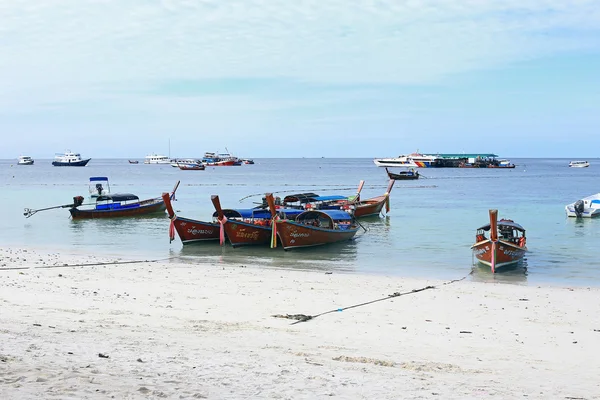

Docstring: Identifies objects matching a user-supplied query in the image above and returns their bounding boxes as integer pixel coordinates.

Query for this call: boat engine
[574,200,585,217]
[73,196,85,207]
[96,183,103,195]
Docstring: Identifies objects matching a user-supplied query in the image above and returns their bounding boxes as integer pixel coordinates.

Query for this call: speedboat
[373,152,437,168]
[565,193,600,218]
[144,154,172,164]
[569,161,590,168]
[170,158,202,168]
[471,210,527,273]
[17,156,34,165]
[52,151,91,166]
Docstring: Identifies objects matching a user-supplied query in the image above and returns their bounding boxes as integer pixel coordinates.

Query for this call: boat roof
[477,219,525,232]
[96,193,139,202]
[297,209,353,221]
[283,193,320,203]
[89,176,109,182]
[212,208,303,219]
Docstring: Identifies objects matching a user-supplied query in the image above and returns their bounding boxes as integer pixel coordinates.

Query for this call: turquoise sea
[1,157,598,286]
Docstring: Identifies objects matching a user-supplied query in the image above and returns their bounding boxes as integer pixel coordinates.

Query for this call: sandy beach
[1,246,599,399]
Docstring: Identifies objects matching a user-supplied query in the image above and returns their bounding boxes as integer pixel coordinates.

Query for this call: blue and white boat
[89,177,110,198]
[565,193,600,218]
[52,151,91,167]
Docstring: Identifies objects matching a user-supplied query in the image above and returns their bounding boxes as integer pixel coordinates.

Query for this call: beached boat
[385,167,419,180]
[69,182,178,219]
[17,156,34,165]
[471,210,527,273]
[144,154,172,164]
[211,195,303,247]
[565,193,600,218]
[88,176,110,198]
[52,151,91,167]
[266,194,360,250]
[162,193,221,244]
[569,161,590,168]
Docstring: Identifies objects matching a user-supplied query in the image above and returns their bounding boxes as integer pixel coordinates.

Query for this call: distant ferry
[373,152,437,168]
[52,151,91,167]
[144,154,173,164]
[569,161,590,168]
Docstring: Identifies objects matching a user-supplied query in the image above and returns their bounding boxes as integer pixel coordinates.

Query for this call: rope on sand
[0,256,181,271]
[272,271,474,325]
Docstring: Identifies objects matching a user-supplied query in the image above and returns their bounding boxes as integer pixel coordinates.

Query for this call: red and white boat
[471,209,527,273]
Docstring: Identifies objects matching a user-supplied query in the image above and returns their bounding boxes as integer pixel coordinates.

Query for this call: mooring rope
[272,270,474,325]
[0,256,181,271]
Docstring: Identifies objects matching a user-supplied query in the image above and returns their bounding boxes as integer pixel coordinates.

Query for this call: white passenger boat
[569,161,590,168]
[144,154,172,164]
[565,193,600,218]
[17,155,34,165]
[52,151,91,166]
[373,152,437,168]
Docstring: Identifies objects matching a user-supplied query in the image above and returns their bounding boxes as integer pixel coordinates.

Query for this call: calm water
[1,157,599,286]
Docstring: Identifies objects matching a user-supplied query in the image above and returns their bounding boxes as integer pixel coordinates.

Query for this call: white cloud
[1,0,599,97]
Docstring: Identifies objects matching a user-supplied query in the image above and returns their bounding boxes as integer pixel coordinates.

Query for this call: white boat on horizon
[373,152,436,168]
[17,155,34,165]
[565,193,600,218]
[569,161,590,168]
[144,154,173,164]
[52,151,91,167]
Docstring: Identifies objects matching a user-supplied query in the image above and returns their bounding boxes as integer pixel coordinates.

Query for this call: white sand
[1,246,599,399]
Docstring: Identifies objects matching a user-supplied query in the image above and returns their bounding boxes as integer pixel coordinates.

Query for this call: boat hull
[386,171,418,180]
[18,161,34,165]
[353,198,386,218]
[223,220,272,247]
[274,220,358,250]
[472,240,527,271]
[171,216,220,244]
[53,158,91,167]
[69,199,165,219]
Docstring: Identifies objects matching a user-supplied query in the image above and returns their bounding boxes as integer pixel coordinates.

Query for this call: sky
[1,0,599,159]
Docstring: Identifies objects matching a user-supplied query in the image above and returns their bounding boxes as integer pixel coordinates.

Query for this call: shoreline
[1,246,599,399]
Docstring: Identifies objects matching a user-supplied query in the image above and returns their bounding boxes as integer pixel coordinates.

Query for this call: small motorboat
[18,156,34,165]
[471,210,527,273]
[565,193,600,218]
[89,176,110,198]
[569,161,590,168]
[52,151,91,167]
[385,167,419,180]
[128,160,139,164]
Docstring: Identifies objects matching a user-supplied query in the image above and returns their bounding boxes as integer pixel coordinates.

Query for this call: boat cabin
[89,176,110,197]
[295,209,354,230]
[475,219,526,245]
[95,194,141,210]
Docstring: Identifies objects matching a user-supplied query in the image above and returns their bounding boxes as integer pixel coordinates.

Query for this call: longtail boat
[351,180,395,218]
[471,209,527,273]
[385,167,419,180]
[163,192,220,244]
[212,195,303,247]
[266,193,360,250]
[69,181,179,219]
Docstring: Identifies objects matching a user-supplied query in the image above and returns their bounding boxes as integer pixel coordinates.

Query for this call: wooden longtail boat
[68,181,179,219]
[162,192,220,244]
[351,180,395,218]
[385,167,419,180]
[470,209,527,273]
[266,193,360,250]
[212,195,303,247]
[177,163,205,170]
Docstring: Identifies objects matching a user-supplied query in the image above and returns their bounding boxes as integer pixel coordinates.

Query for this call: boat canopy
[213,208,304,219]
[89,176,108,182]
[297,209,353,222]
[283,193,320,203]
[96,193,139,202]
[477,220,525,232]
[311,195,348,202]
